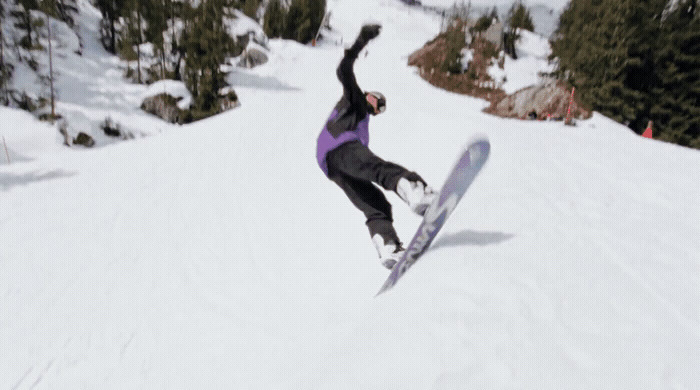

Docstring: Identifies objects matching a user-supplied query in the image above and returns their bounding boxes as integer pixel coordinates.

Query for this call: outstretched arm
[336,25,381,111]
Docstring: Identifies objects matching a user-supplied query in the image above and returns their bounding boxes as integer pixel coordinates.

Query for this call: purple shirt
[316,110,370,176]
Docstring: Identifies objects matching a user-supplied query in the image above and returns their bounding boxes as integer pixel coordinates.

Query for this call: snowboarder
[316,24,436,269]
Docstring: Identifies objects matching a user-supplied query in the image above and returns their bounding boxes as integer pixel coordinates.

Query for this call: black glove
[359,24,382,42]
[402,171,428,188]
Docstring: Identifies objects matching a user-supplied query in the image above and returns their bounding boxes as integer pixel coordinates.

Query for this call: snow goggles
[367,91,386,114]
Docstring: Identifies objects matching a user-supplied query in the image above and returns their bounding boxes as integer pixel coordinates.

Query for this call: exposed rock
[485,82,591,120]
[219,87,240,111]
[101,117,121,137]
[482,21,503,48]
[238,47,268,69]
[141,93,182,124]
[409,19,592,122]
[232,34,249,58]
[73,132,95,147]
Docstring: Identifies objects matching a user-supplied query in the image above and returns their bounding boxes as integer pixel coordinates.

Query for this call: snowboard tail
[377,138,490,295]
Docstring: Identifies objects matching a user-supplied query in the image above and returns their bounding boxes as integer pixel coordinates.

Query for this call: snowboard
[376,138,490,296]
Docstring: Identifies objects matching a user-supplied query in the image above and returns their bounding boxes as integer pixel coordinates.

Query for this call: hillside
[2,0,700,388]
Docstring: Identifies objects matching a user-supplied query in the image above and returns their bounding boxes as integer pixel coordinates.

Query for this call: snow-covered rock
[141,80,193,110]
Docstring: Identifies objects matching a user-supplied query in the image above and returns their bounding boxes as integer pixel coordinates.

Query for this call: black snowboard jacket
[326,37,371,137]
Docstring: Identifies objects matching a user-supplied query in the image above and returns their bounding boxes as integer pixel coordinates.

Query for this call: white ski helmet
[366,91,386,114]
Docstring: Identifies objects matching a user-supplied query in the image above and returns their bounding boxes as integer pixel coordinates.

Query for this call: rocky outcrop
[73,132,95,147]
[218,87,240,111]
[485,82,591,120]
[238,47,269,69]
[141,93,182,124]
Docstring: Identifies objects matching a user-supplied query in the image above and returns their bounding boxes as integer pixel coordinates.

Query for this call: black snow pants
[326,141,414,245]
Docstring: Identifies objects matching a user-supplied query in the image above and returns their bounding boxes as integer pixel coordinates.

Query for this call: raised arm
[336,25,381,112]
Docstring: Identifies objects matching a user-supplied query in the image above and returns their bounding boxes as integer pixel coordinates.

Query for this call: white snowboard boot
[396,177,437,216]
[372,234,405,270]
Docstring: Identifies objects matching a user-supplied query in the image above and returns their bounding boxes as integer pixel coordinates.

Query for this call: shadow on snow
[431,229,515,250]
[0,170,76,191]
[228,72,301,91]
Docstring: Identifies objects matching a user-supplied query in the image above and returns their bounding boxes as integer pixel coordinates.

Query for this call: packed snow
[2,0,699,389]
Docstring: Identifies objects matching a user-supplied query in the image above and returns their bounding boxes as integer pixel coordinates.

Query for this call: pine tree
[96,0,126,54]
[283,0,326,44]
[263,0,286,38]
[473,13,492,33]
[503,1,534,59]
[442,18,466,74]
[489,6,499,21]
[307,0,326,42]
[182,0,235,117]
[508,2,534,32]
[551,0,667,131]
[652,0,700,147]
[12,0,41,49]
[243,0,259,19]
[54,0,78,27]
[283,0,304,40]
[119,0,148,82]
[1,0,11,105]
[141,0,167,80]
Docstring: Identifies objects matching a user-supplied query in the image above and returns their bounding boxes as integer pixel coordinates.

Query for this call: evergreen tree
[489,6,499,21]
[307,0,326,42]
[141,0,167,80]
[96,0,126,54]
[120,0,146,82]
[503,1,534,59]
[552,0,667,132]
[473,13,492,33]
[652,0,700,147]
[283,0,325,44]
[54,0,78,27]
[179,0,196,84]
[243,0,259,19]
[263,0,286,38]
[182,0,235,117]
[1,0,12,105]
[283,0,304,40]
[508,2,534,32]
[442,18,465,74]
[12,0,41,49]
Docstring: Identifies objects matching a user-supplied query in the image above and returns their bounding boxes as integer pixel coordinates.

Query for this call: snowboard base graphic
[377,138,490,295]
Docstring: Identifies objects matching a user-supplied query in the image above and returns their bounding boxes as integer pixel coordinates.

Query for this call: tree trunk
[0,17,6,104]
[47,14,56,121]
[109,13,116,53]
[24,12,33,48]
[136,5,142,83]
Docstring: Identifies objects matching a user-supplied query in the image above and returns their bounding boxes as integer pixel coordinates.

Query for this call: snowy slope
[489,30,555,94]
[1,0,174,158]
[2,0,700,389]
